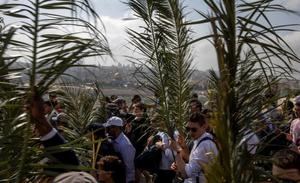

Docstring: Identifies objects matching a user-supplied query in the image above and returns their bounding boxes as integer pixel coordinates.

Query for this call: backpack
[134,135,162,173]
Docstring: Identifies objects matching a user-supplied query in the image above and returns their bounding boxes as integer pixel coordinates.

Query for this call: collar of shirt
[114,132,125,144]
[192,132,211,150]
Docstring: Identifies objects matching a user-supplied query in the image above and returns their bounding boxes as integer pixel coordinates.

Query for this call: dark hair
[113,98,126,107]
[191,93,198,99]
[86,123,106,138]
[105,103,120,118]
[101,156,126,183]
[285,100,294,111]
[152,135,162,143]
[105,96,111,103]
[134,102,146,112]
[132,95,141,103]
[189,112,206,126]
[190,99,202,110]
[272,149,300,170]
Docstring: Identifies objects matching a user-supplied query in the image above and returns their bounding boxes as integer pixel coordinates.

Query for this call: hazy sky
[1,0,299,72]
[92,0,300,72]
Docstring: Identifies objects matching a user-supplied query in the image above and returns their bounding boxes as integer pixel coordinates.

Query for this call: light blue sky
[92,0,300,72]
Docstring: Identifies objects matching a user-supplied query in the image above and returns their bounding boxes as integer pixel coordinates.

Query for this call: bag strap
[195,136,214,149]
[194,136,216,183]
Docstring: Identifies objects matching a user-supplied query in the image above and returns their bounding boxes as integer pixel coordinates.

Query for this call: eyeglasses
[185,127,198,133]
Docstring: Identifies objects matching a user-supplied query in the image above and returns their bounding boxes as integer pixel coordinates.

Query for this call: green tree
[0,0,110,181]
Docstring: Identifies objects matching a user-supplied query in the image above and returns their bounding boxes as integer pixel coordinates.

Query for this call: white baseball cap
[103,116,123,127]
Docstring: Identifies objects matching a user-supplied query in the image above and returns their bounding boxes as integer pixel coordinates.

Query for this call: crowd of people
[29,92,300,183]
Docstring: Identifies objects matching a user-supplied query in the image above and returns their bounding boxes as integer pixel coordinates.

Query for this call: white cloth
[240,130,260,154]
[184,132,218,183]
[157,132,176,170]
[40,128,57,141]
[113,132,136,183]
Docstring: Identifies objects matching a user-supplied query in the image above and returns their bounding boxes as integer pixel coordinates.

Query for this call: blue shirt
[113,132,136,183]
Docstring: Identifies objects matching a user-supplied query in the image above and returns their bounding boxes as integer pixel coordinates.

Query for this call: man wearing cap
[103,116,136,183]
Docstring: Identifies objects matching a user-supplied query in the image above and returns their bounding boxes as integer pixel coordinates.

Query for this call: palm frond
[187,0,300,182]
[127,0,193,137]
[0,0,110,181]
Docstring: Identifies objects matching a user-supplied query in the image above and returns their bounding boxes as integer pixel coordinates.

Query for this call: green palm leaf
[0,0,110,181]
[127,0,193,136]
[186,0,300,182]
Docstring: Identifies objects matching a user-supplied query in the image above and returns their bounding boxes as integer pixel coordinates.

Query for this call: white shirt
[113,132,136,183]
[184,132,218,183]
[240,130,260,154]
[40,128,57,141]
[157,132,176,170]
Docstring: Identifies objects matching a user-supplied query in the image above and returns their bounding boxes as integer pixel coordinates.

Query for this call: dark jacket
[42,132,79,171]
[128,117,152,157]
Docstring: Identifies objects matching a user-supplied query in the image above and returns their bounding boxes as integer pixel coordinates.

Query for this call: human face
[186,122,206,140]
[133,106,143,118]
[106,126,119,139]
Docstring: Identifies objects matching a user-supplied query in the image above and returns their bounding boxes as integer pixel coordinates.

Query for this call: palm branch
[126,0,193,137]
[54,82,104,141]
[0,0,110,181]
[186,0,300,182]
[52,81,108,168]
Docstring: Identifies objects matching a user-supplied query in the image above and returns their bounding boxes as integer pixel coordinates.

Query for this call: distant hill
[9,62,300,94]
[60,65,211,90]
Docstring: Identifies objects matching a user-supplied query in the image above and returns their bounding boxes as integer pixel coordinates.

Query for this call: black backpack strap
[195,136,214,149]
[193,136,217,183]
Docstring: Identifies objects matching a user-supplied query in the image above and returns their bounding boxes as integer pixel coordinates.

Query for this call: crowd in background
[29,91,300,183]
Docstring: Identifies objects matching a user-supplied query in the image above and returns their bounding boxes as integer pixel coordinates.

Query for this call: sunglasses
[185,127,198,133]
